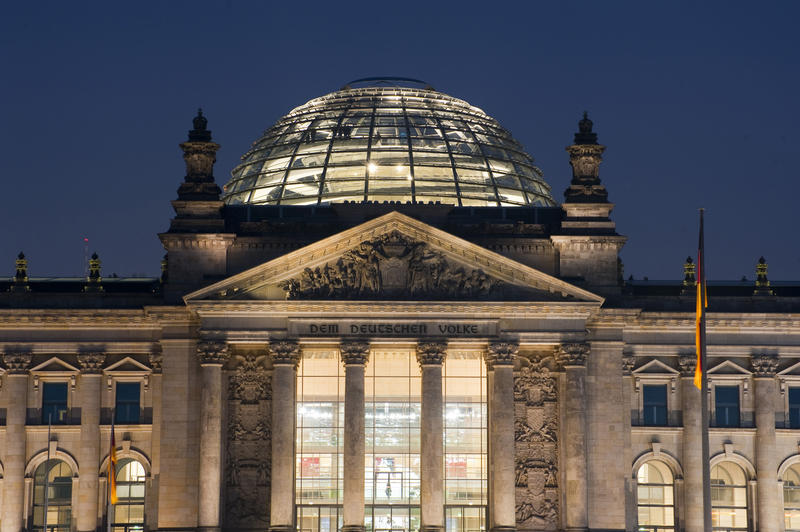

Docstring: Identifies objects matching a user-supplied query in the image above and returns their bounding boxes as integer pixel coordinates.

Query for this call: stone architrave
[486,341,519,532]
[514,355,559,531]
[77,353,105,532]
[1,352,31,532]
[196,340,231,532]
[752,354,780,532]
[416,341,447,532]
[554,343,589,532]
[225,353,271,529]
[268,341,301,532]
[340,341,370,532]
[678,354,703,532]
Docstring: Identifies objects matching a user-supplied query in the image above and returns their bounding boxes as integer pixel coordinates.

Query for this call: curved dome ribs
[222,86,556,208]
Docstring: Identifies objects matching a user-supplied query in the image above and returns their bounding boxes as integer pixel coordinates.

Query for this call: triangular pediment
[633,359,680,375]
[30,357,79,373]
[186,211,603,303]
[104,356,151,373]
[707,360,751,375]
[778,361,800,377]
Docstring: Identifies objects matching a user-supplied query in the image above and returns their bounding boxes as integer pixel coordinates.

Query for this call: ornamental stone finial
[754,256,775,296]
[2,352,32,374]
[340,341,370,365]
[681,256,696,295]
[621,352,635,376]
[564,113,608,204]
[269,340,301,367]
[416,341,447,366]
[484,341,519,368]
[751,353,779,378]
[197,340,230,365]
[83,252,104,292]
[149,345,163,374]
[555,343,589,368]
[77,353,105,374]
[11,251,30,292]
[678,354,697,377]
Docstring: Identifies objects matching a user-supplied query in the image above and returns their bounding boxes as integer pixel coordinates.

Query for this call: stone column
[269,341,301,532]
[147,346,163,527]
[340,342,370,532]
[485,342,518,532]
[621,353,637,532]
[0,353,31,532]
[417,342,448,532]
[679,354,703,532]
[76,353,105,532]
[555,343,589,532]
[197,340,231,532]
[752,354,780,532]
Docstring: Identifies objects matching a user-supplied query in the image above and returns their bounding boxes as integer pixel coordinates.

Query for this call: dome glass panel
[222,81,556,207]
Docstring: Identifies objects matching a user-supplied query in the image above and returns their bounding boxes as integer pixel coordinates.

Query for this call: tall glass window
[32,459,72,531]
[296,350,344,532]
[642,385,668,426]
[789,388,800,429]
[715,386,740,428]
[784,464,800,531]
[112,459,146,531]
[711,462,748,531]
[636,460,675,531]
[42,382,69,424]
[115,383,141,424]
[443,351,487,532]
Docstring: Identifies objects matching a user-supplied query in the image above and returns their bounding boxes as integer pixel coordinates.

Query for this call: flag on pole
[694,210,708,390]
[108,417,118,505]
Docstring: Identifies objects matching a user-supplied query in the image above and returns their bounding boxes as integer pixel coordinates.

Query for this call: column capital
[77,353,106,374]
[678,354,697,377]
[149,345,163,374]
[2,352,32,374]
[751,353,779,378]
[621,352,635,376]
[555,342,588,368]
[197,340,230,365]
[340,341,370,365]
[269,340,301,367]
[416,341,447,366]
[484,341,518,368]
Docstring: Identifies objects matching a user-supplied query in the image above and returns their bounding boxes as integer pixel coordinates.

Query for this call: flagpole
[698,209,712,532]
[43,414,51,532]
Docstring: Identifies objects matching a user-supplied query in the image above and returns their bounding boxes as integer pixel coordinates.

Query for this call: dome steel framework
[222,82,556,207]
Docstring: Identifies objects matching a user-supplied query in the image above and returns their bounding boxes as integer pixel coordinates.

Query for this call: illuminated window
[642,385,668,426]
[42,382,69,425]
[636,460,675,532]
[715,386,740,428]
[115,383,141,424]
[711,462,749,531]
[32,459,72,531]
[784,464,800,531]
[112,459,146,532]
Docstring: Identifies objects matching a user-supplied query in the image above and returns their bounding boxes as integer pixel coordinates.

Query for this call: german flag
[694,210,707,390]
[109,418,118,505]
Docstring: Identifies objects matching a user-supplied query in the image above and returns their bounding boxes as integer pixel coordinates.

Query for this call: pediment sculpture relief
[281,230,500,299]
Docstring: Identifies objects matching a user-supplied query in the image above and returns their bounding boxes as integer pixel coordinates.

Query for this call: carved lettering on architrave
[225,353,271,529]
[281,230,499,299]
[514,355,560,530]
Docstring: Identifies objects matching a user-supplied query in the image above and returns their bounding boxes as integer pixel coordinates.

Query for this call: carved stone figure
[281,230,498,299]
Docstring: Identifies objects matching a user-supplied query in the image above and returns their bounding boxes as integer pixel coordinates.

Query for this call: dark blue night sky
[1,1,798,280]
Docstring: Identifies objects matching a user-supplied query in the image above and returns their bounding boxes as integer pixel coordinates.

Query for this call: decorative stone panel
[77,353,105,374]
[2,352,32,374]
[197,340,230,365]
[514,355,560,530]
[416,341,447,366]
[751,354,779,377]
[340,341,370,365]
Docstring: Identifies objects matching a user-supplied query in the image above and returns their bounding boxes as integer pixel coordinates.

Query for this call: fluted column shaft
[679,355,703,532]
[270,341,301,532]
[557,343,589,532]
[753,355,780,532]
[341,342,369,532]
[197,340,230,532]
[486,342,518,532]
[77,354,104,532]
[0,353,31,532]
[418,342,447,532]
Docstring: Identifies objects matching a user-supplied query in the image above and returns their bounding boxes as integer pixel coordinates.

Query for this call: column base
[421,526,445,532]
[341,526,366,532]
[197,528,221,532]
[490,527,516,532]
[270,526,296,532]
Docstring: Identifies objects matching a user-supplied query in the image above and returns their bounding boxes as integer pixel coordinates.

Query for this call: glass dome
[222,79,556,207]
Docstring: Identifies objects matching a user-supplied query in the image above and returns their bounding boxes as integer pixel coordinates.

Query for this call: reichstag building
[0,78,798,532]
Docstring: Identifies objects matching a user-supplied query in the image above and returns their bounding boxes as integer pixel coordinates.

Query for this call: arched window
[32,459,72,531]
[112,459,146,531]
[783,463,800,531]
[711,462,748,531]
[636,460,675,531]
